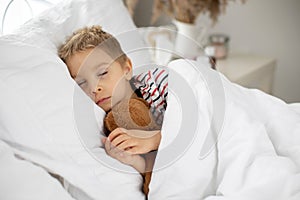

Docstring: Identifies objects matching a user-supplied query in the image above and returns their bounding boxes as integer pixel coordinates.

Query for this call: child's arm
[107,128,161,154]
[102,137,146,173]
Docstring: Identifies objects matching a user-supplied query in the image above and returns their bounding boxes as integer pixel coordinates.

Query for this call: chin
[104,108,111,113]
[101,105,112,113]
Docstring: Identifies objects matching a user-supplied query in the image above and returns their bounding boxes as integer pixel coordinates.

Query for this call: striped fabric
[132,68,168,125]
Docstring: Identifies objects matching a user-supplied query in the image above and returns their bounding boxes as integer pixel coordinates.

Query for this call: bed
[0,0,299,200]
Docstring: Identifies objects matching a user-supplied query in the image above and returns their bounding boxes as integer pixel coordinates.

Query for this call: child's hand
[102,137,145,173]
[107,128,161,154]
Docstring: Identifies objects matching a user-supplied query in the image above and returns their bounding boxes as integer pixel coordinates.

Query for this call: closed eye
[97,71,108,77]
[77,80,86,86]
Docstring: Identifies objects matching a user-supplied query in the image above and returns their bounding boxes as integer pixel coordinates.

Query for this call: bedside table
[216,54,276,94]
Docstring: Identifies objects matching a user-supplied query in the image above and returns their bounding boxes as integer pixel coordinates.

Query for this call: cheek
[111,82,131,109]
[111,77,126,95]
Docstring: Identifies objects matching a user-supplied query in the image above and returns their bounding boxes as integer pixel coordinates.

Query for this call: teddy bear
[104,98,161,133]
[104,97,161,195]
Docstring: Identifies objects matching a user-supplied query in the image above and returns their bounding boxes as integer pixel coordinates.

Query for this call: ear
[123,58,133,80]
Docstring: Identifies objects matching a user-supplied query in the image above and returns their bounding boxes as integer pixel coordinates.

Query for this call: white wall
[133,0,300,103]
[0,0,62,34]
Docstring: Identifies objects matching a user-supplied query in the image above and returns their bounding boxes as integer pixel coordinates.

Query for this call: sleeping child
[58,25,168,195]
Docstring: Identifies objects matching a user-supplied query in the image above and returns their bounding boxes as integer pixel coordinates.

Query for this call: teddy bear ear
[130,98,162,130]
[128,98,153,127]
[131,98,150,108]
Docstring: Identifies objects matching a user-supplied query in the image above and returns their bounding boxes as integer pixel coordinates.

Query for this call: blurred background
[1,0,299,103]
[129,0,300,103]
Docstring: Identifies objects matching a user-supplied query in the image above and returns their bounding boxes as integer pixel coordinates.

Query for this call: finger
[104,137,111,153]
[111,134,130,147]
[125,147,138,155]
[101,137,107,144]
[104,140,119,156]
[106,137,119,152]
[108,138,118,151]
[108,127,126,142]
[117,140,136,152]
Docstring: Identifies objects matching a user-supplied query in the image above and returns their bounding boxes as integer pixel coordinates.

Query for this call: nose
[92,86,102,95]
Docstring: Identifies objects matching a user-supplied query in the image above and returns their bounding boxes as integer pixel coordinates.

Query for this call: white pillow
[0,0,149,199]
[9,0,150,68]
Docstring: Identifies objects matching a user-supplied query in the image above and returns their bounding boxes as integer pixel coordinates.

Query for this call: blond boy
[58,26,168,179]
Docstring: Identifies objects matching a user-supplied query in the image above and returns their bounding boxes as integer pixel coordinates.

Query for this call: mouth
[96,97,111,105]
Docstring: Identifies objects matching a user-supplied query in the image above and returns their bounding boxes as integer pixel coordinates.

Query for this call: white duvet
[148,59,300,200]
[0,56,299,199]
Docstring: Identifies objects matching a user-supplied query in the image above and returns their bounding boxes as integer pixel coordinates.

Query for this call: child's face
[66,48,133,112]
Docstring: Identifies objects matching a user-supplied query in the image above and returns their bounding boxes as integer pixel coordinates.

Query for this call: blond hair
[58,25,127,64]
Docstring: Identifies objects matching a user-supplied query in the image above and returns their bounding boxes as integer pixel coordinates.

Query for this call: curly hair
[58,25,127,64]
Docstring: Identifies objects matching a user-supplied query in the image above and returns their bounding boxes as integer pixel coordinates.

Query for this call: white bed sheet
[148,59,300,200]
[0,140,75,200]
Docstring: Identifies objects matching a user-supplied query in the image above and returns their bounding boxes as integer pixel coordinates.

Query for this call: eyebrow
[93,62,109,70]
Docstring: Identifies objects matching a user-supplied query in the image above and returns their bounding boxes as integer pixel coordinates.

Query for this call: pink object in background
[207,33,230,59]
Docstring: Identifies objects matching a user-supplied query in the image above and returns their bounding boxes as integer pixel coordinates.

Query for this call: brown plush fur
[104,98,160,196]
[104,98,161,132]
